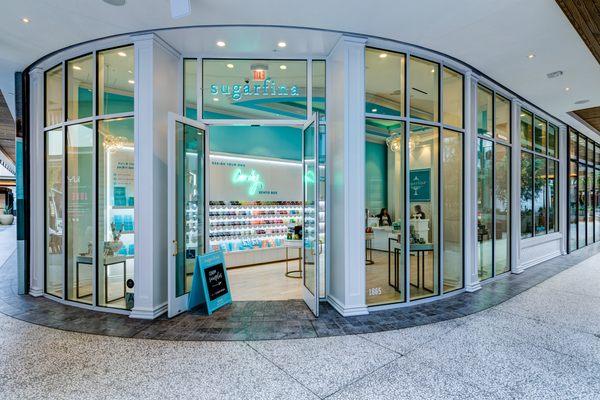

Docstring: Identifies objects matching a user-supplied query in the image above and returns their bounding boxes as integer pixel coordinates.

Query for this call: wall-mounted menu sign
[187,251,232,315]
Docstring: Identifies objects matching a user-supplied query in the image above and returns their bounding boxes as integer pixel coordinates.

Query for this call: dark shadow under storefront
[1,242,598,341]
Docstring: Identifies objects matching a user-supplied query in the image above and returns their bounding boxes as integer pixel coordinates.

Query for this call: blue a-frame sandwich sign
[187,251,232,315]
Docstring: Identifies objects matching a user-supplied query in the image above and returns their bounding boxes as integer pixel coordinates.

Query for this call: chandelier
[385,133,402,152]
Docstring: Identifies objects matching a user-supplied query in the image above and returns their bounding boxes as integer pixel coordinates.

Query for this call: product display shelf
[209,201,302,254]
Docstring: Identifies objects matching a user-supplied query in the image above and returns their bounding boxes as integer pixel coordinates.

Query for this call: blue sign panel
[188,251,232,315]
[409,169,431,201]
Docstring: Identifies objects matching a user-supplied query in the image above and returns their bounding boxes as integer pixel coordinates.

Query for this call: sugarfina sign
[210,78,300,101]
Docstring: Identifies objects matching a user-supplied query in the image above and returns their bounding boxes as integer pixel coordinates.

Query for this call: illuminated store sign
[210,78,300,101]
[231,168,265,196]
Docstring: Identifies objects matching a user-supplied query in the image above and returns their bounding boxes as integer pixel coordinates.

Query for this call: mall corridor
[1,226,600,398]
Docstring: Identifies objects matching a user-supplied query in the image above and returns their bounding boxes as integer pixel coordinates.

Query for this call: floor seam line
[244,341,324,399]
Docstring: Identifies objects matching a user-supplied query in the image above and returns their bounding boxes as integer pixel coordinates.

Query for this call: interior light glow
[72,65,82,71]
[21,17,30,23]
[216,41,226,47]
[128,79,135,84]
[379,53,387,59]
[211,154,302,167]
[279,65,287,70]
[371,108,378,113]
[528,54,535,59]
[277,41,287,48]
[226,63,234,69]
[565,87,570,91]
[213,97,219,102]
[117,51,127,57]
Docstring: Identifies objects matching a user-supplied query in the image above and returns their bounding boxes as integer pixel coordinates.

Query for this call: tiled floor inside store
[1,220,600,341]
[1,224,600,398]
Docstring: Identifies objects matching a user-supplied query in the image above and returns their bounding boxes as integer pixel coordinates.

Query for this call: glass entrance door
[302,114,320,316]
[167,113,207,317]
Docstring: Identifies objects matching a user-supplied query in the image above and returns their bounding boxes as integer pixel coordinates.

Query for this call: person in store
[377,208,392,226]
[412,205,426,219]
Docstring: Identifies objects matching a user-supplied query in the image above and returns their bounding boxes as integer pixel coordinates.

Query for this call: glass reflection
[366,49,405,117]
[495,144,511,275]
[98,46,134,115]
[184,59,197,119]
[45,65,63,126]
[477,139,493,280]
[477,86,493,137]
[410,58,439,122]
[442,68,463,128]
[46,129,63,297]
[521,152,533,238]
[533,156,547,235]
[67,54,93,121]
[495,95,510,142]
[520,110,533,150]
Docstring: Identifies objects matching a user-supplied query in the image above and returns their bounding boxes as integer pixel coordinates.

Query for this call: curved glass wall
[44,44,135,310]
[365,48,464,306]
[568,128,600,252]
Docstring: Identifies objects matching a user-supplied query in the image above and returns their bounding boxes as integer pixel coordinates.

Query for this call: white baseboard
[327,294,369,317]
[129,302,168,320]
[519,250,561,271]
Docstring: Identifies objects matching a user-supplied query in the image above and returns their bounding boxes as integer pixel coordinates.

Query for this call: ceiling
[0,0,599,139]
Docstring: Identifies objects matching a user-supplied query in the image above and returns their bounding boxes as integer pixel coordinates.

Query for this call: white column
[29,67,45,297]
[511,99,524,274]
[129,34,180,319]
[326,36,368,316]
[465,72,481,292]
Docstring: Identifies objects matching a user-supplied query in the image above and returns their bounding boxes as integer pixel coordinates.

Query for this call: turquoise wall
[365,141,387,213]
[210,125,302,161]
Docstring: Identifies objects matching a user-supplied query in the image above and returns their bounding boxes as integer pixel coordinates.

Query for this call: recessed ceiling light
[278,41,287,48]
[431,69,435,73]
[565,87,570,91]
[117,51,127,57]
[216,41,226,47]
[213,97,219,102]
[528,54,535,59]
[21,17,30,23]
[226,63,234,69]
[128,70,132,74]
[72,65,82,71]
[279,65,287,70]
[520,113,525,117]
[371,108,378,113]
[128,79,135,84]
[379,53,387,59]
[102,0,126,5]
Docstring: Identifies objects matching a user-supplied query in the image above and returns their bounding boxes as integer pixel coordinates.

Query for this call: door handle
[172,240,178,256]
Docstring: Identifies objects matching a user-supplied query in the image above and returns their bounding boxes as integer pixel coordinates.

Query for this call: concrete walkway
[0,226,599,398]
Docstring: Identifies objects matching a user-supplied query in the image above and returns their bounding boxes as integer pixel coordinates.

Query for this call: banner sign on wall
[209,154,302,202]
[187,251,232,315]
[409,169,431,201]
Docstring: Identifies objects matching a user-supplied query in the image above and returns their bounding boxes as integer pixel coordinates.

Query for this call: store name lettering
[210,78,300,101]
[231,168,265,196]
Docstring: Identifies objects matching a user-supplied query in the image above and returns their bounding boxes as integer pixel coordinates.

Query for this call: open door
[302,114,320,316]
[167,113,208,318]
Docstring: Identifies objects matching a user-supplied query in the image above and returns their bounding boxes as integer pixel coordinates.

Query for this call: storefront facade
[23,26,582,319]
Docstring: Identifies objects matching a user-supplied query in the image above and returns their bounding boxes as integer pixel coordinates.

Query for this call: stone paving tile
[248,335,398,398]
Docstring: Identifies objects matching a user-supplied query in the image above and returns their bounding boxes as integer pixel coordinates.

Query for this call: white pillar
[465,72,481,292]
[326,36,368,316]
[129,34,180,319]
[511,99,524,274]
[28,67,45,297]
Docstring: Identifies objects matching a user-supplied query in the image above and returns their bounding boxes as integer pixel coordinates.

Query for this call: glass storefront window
[569,161,578,252]
[495,144,511,275]
[45,129,63,297]
[442,68,463,128]
[495,94,510,142]
[66,122,94,304]
[45,65,63,126]
[365,118,405,305]
[520,152,533,238]
[533,156,547,235]
[548,123,558,158]
[409,124,439,299]
[548,160,557,234]
[97,117,135,309]
[534,117,547,154]
[183,59,197,120]
[202,59,307,120]
[442,129,463,292]
[98,46,134,115]
[67,54,93,121]
[569,131,578,160]
[578,163,587,248]
[579,136,587,164]
[477,139,493,280]
[477,86,493,137]
[365,49,404,117]
[587,166,594,244]
[410,57,439,122]
[312,60,326,118]
[520,110,533,150]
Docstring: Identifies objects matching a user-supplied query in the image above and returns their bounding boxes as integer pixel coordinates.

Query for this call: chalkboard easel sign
[187,251,232,315]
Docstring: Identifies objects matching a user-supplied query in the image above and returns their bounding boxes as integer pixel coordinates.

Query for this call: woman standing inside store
[377,208,392,226]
